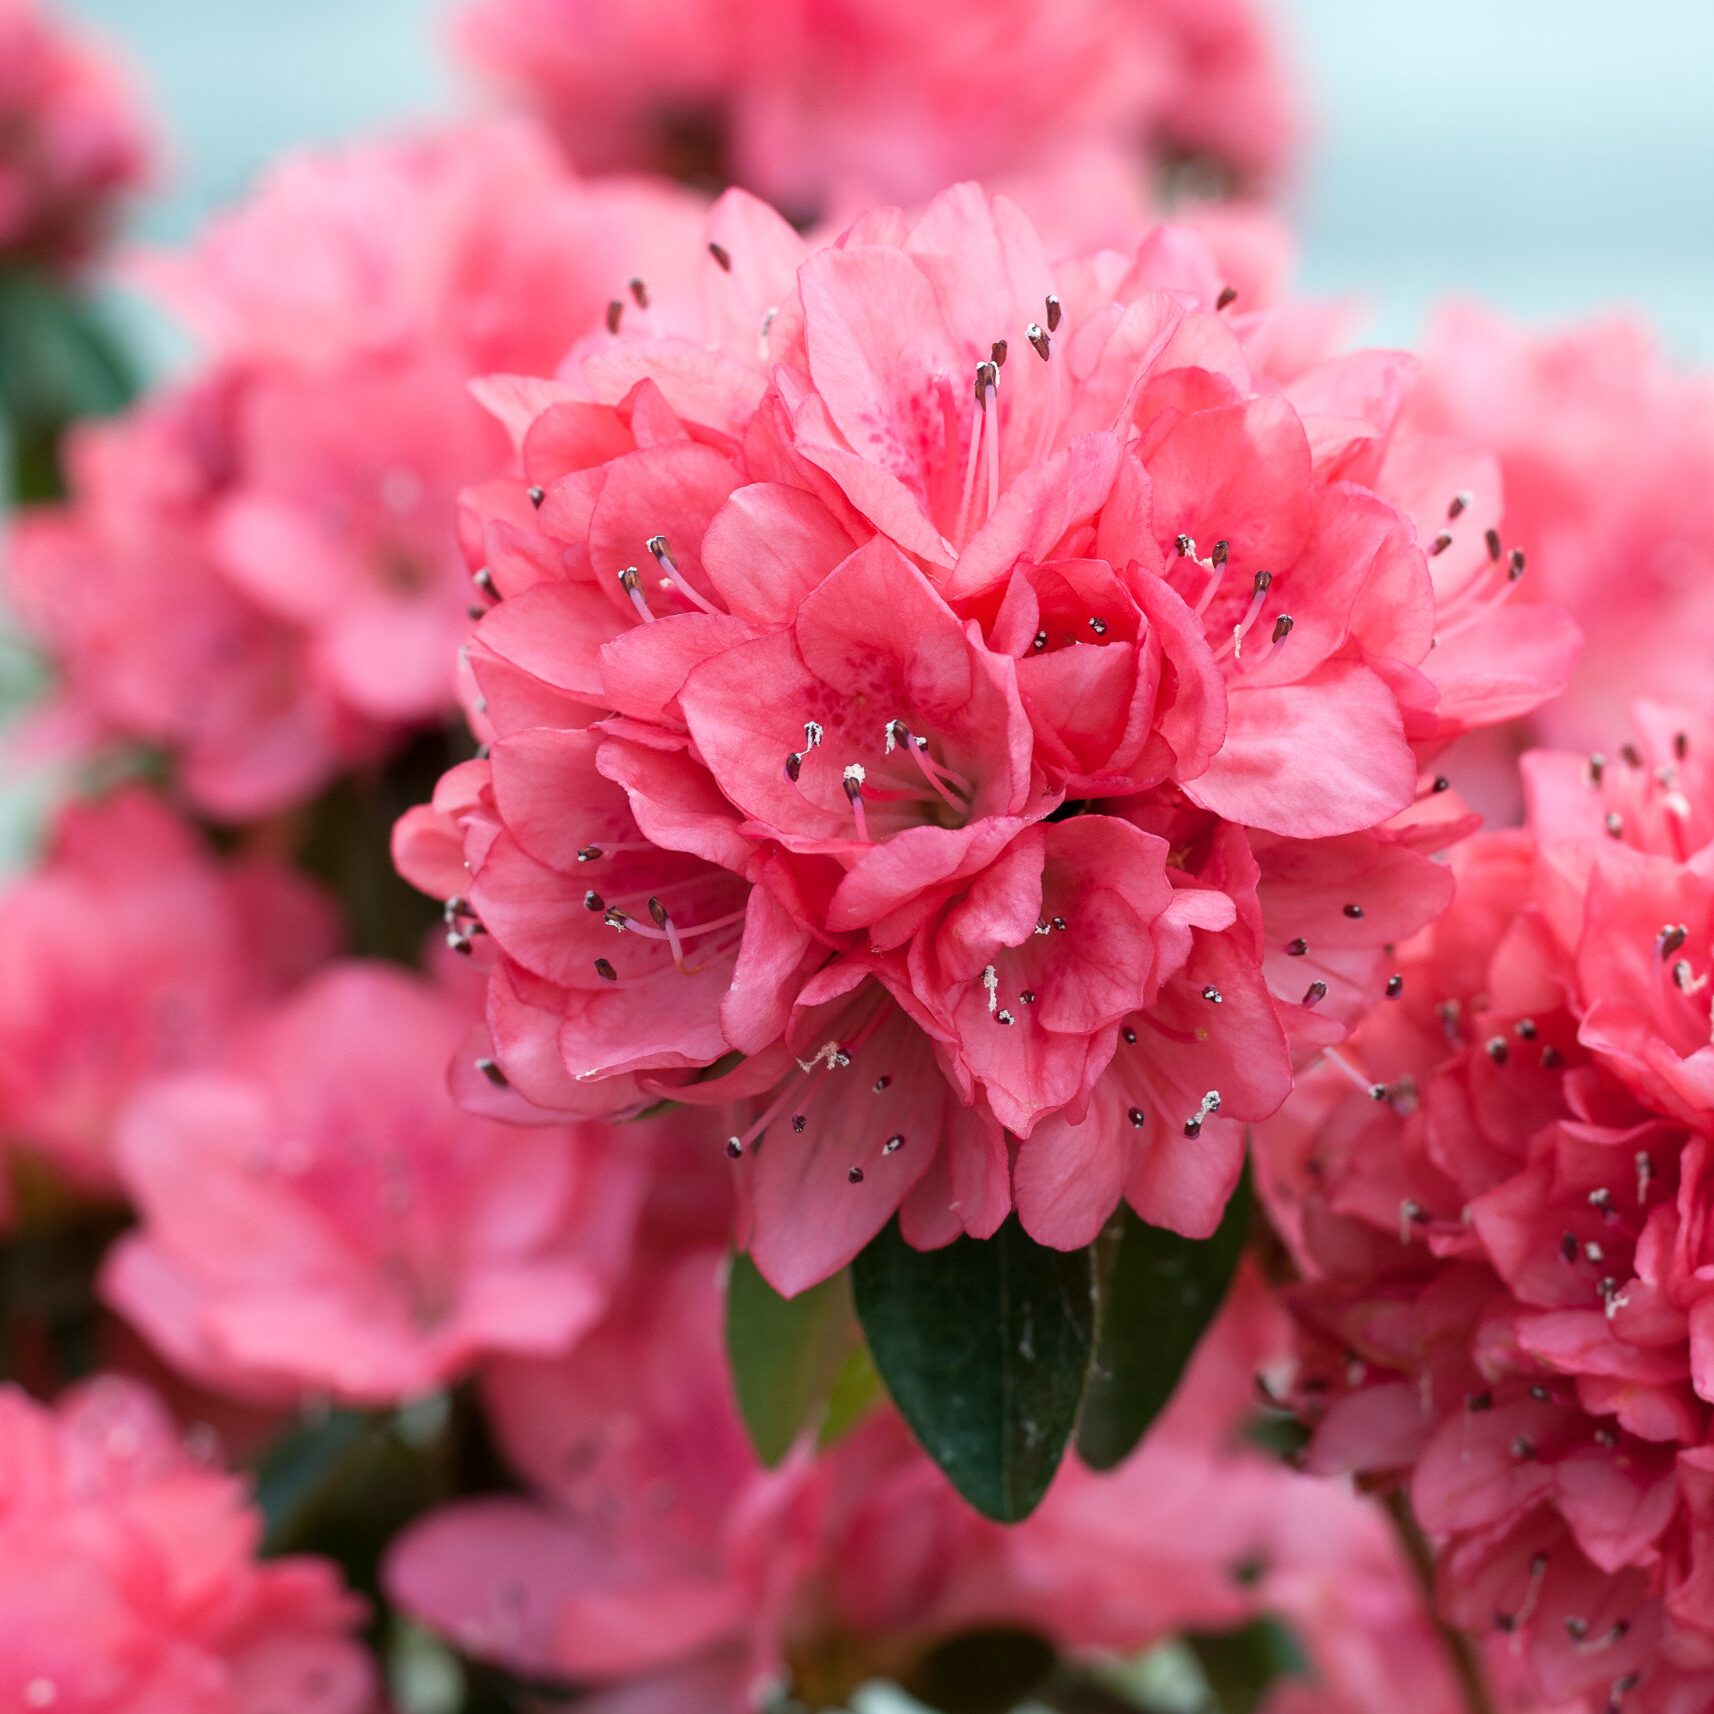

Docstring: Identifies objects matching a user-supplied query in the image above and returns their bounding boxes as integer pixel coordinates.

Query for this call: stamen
[646,533,720,615]
[1044,294,1062,333]
[617,564,655,624]
[983,964,999,1014]
[1322,1047,1384,1100]
[1183,1090,1221,1138]
[476,1058,509,1087]
[843,764,870,841]
[1216,284,1238,310]
[707,241,732,271]
[1216,570,1274,662]
[605,299,623,335]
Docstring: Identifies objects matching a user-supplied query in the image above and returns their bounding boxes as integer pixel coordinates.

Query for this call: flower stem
[1382,1486,1498,1714]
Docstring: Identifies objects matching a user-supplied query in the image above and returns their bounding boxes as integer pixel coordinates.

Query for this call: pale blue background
[65,0,1714,359]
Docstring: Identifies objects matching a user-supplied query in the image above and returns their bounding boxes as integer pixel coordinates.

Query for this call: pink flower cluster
[101,960,644,1406]
[385,1241,1472,1713]
[0,789,334,1201]
[6,120,704,816]
[0,1376,376,1713]
[1259,705,1714,1714]
[452,0,1299,211]
[12,0,1714,1703]
[0,0,148,271]
[398,181,1576,1294]
[1408,306,1714,755]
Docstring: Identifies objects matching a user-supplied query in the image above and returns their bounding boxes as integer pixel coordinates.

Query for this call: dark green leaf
[726,1252,855,1466]
[0,270,136,502]
[254,1409,371,1551]
[899,1627,1058,1714]
[853,1216,1094,1522]
[1077,1167,1252,1471]
[1188,1617,1308,1714]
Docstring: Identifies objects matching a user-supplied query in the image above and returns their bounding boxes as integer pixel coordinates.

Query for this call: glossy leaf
[1077,1166,1252,1471]
[853,1215,1095,1522]
[726,1252,855,1466]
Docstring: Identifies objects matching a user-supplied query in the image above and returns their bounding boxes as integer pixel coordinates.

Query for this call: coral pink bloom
[103,962,639,1404]
[7,122,704,817]
[1256,707,1714,1714]
[146,120,705,378]
[0,788,334,1197]
[0,0,148,270]
[452,0,1297,213]
[5,380,374,816]
[1408,304,1714,759]
[390,1250,1476,1712]
[0,1376,374,1713]
[403,183,1573,1291]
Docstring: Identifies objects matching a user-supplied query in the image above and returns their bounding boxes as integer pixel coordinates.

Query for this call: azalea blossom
[5,121,704,816]
[102,961,644,1405]
[1407,306,1714,759]
[1257,705,1714,1714]
[0,788,335,1200]
[387,1243,1474,1711]
[0,0,148,270]
[0,1375,375,1712]
[452,0,1298,213]
[400,182,1575,1294]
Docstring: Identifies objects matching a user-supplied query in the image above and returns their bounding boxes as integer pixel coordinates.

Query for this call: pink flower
[0,788,335,1197]
[6,122,705,817]
[452,0,1298,212]
[403,183,1574,1294]
[0,0,149,270]
[102,961,641,1405]
[387,1245,1478,1711]
[1256,706,1714,1714]
[0,1375,375,1713]
[144,119,706,379]
[1407,304,1714,762]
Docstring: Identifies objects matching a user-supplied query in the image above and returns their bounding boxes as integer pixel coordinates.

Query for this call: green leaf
[818,1339,883,1449]
[898,1627,1058,1714]
[0,270,136,502]
[726,1252,855,1466]
[1188,1617,1308,1714]
[1077,1166,1252,1471]
[254,1409,371,1551]
[852,1216,1094,1522]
